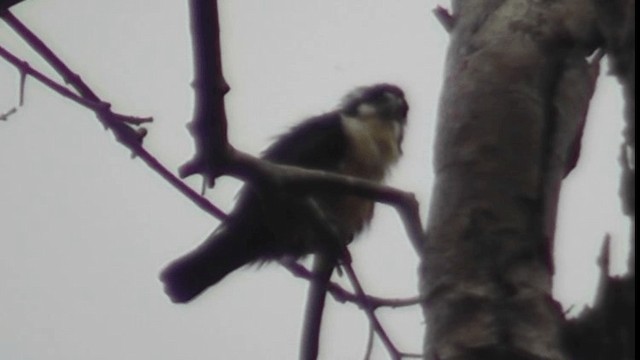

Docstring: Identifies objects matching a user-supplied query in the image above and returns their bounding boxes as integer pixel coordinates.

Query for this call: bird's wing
[222,112,348,256]
[229,112,347,219]
[261,112,347,171]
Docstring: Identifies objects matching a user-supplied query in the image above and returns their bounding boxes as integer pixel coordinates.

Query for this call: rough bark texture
[422,1,600,359]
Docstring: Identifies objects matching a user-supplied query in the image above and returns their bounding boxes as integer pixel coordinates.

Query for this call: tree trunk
[421,1,601,359]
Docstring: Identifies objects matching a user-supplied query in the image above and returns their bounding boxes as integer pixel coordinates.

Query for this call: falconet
[161,83,409,303]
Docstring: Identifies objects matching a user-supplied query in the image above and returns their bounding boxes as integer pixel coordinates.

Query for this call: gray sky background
[0,1,631,359]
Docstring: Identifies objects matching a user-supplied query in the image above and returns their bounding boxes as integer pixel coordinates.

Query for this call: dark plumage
[161,84,408,303]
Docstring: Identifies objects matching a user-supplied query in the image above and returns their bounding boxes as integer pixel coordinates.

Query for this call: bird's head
[339,83,408,125]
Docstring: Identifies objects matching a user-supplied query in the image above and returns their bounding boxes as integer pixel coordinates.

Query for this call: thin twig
[363,323,374,360]
[0,107,17,121]
[283,261,422,309]
[1,10,228,221]
[342,259,402,360]
[0,45,152,126]
[18,66,25,105]
[433,6,455,32]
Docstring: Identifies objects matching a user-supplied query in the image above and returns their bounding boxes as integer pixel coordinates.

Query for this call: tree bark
[421,1,601,359]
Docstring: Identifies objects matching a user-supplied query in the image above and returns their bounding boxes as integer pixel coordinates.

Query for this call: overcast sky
[0,1,631,359]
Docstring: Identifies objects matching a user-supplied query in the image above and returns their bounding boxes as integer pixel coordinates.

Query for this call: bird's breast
[324,115,403,239]
[340,115,402,180]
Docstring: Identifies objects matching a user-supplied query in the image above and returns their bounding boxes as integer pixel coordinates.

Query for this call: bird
[160,83,409,303]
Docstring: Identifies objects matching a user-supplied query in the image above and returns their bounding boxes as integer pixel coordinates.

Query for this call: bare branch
[0,10,228,221]
[433,6,455,33]
[179,0,231,186]
[363,323,374,360]
[342,259,401,360]
[282,260,422,310]
[0,106,17,121]
[300,254,337,360]
[289,256,422,360]
[0,45,152,126]
[18,64,25,105]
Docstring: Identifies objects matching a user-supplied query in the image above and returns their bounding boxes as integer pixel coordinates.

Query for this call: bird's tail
[160,228,258,303]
